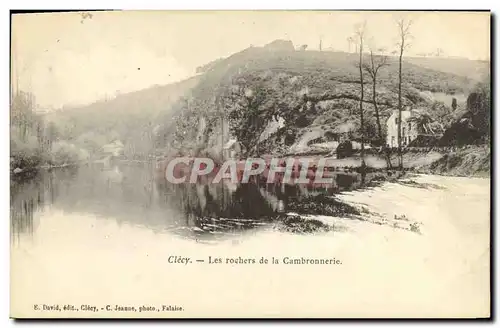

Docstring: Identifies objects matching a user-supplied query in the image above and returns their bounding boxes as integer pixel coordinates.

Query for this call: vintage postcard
[10,10,491,318]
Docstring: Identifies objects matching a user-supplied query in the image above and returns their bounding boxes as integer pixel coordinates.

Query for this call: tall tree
[11,91,36,142]
[396,18,412,170]
[354,22,367,183]
[362,46,391,169]
[362,47,388,146]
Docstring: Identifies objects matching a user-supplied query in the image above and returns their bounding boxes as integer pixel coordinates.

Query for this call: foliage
[41,76,200,160]
[11,91,37,141]
[11,127,43,170]
[336,141,354,159]
[10,91,90,170]
[439,78,490,146]
[50,141,89,165]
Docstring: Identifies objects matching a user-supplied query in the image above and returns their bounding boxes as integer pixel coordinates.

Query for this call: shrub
[50,141,88,165]
[10,128,42,170]
[336,141,353,159]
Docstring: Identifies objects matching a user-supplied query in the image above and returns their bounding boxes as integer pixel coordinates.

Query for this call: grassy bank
[316,145,490,178]
[416,145,490,177]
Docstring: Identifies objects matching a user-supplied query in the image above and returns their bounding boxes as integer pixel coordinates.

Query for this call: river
[10,162,372,243]
[10,164,490,318]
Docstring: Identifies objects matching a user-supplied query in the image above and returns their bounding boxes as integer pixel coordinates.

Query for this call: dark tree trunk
[358,38,366,184]
[397,41,404,171]
[372,78,392,170]
[372,79,382,143]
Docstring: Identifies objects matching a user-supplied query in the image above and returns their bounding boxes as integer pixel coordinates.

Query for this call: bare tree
[362,46,391,169]
[396,18,412,170]
[362,47,388,146]
[354,22,367,183]
[11,90,36,142]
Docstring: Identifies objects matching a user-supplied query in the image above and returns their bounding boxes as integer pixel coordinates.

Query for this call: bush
[336,141,353,159]
[10,128,42,170]
[50,141,89,165]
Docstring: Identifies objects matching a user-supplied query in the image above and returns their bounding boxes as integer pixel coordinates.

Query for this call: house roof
[101,140,124,154]
[390,109,413,118]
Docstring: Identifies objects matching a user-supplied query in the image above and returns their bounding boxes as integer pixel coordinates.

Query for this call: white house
[101,140,124,157]
[386,109,419,148]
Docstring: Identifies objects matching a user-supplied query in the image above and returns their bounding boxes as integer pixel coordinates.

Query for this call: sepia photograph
[9,10,491,318]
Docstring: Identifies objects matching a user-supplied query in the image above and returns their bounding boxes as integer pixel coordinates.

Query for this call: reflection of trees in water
[50,164,167,226]
[10,164,167,236]
[156,181,280,240]
[10,169,67,240]
[10,164,370,242]
[11,178,39,240]
[155,178,351,241]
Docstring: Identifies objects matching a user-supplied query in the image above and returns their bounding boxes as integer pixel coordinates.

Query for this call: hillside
[404,56,490,82]
[157,41,485,158]
[42,75,200,159]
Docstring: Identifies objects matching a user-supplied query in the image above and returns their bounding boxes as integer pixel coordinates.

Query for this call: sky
[11,11,490,109]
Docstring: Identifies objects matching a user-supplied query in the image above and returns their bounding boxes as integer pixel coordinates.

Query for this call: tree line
[10,91,89,172]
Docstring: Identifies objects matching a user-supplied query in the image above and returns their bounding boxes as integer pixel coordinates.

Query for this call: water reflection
[10,168,67,243]
[11,163,368,242]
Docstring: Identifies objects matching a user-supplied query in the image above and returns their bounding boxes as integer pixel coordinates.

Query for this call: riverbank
[298,144,490,178]
[415,145,490,177]
[10,161,81,178]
